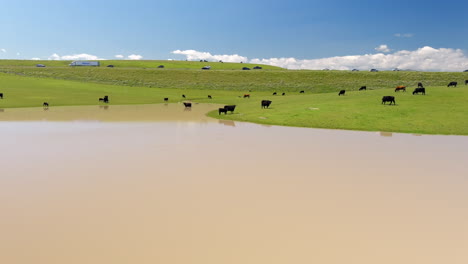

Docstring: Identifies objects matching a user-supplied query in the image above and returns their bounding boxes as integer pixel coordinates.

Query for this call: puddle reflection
[380,131,393,137]
[218,119,236,127]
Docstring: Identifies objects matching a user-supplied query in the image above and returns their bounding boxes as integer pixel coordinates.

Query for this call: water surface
[1,104,467,264]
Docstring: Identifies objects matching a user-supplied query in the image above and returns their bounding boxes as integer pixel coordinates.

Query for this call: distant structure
[69,61,100,66]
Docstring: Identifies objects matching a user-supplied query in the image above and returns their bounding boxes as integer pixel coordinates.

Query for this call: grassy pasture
[0,59,282,70]
[1,72,467,135]
[1,63,467,93]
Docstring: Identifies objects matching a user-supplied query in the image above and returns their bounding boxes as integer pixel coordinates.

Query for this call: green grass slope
[0,59,282,70]
[1,64,467,92]
[1,73,467,135]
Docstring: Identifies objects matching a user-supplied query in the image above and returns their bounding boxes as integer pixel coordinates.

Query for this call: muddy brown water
[1,104,468,264]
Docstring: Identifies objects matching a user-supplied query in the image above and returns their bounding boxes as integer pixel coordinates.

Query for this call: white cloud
[127,54,143,60]
[115,54,124,59]
[31,57,41,60]
[16,52,20,56]
[48,53,105,60]
[394,33,414,38]
[1,49,6,53]
[172,49,247,63]
[249,46,468,71]
[375,44,391,53]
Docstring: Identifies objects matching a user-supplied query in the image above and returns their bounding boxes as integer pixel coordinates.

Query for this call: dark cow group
[219,105,236,114]
[99,95,109,103]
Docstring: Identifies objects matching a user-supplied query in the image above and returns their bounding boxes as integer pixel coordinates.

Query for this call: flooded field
[1,104,467,264]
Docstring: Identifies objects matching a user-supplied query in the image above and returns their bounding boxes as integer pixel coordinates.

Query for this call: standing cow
[261,100,272,108]
[382,96,395,105]
[338,90,345,96]
[418,82,424,88]
[395,86,406,92]
[448,82,457,87]
[359,86,366,91]
[413,88,426,95]
[0,93,3,99]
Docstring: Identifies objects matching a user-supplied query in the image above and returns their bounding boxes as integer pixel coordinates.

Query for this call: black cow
[158,65,164,68]
[272,92,277,95]
[243,94,250,98]
[418,82,424,88]
[413,88,426,95]
[219,108,228,115]
[183,102,192,108]
[103,95,109,103]
[182,94,186,98]
[359,86,366,91]
[0,93,3,99]
[300,90,305,93]
[282,92,285,96]
[43,102,49,107]
[261,100,272,108]
[338,90,345,96]
[224,105,236,113]
[382,96,395,105]
[465,80,468,85]
[448,81,457,87]
[164,97,169,102]
[208,95,212,99]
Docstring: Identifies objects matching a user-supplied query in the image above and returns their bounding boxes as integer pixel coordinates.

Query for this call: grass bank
[1,73,467,135]
[1,63,467,93]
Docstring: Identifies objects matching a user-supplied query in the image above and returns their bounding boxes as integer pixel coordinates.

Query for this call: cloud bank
[48,53,105,60]
[127,54,143,60]
[174,46,468,71]
[172,49,247,63]
[375,44,391,53]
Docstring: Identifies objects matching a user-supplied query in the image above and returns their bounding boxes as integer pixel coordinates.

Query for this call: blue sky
[1,0,468,70]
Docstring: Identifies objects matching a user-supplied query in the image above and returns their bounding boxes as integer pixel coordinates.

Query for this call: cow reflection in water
[99,105,109,110]
[380,132,393,137]
[0,109,4,112]
[219,120,236,127]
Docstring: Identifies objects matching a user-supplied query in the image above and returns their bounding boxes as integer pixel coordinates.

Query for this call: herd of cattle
[0,80,466,112]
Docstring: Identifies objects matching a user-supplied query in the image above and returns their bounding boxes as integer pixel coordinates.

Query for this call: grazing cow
[382,96,395,105]
[338,90,345,96]
[224,105,236,113]
[413,87,426,95]
[261,100,272,108]
[208,95,212,99]
[273,92,277,95]
[418,82,424,88]
[219,108,228,115]
[243,94,250,98]
[300,90,305,93]
[0,93,3,99]
[182,94,186,98]
[43,102,49,107]
[465,80,468,85]
[183,102,192,108]
[164,97,169,102]
[359,86,366,91]
[448,81,457,87]
[282,92,285,96]
[395,86,406,92]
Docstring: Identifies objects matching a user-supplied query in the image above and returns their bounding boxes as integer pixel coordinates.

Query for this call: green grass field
[1,60,468,135]
[1,63,467,92]
[0,59,282,70]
